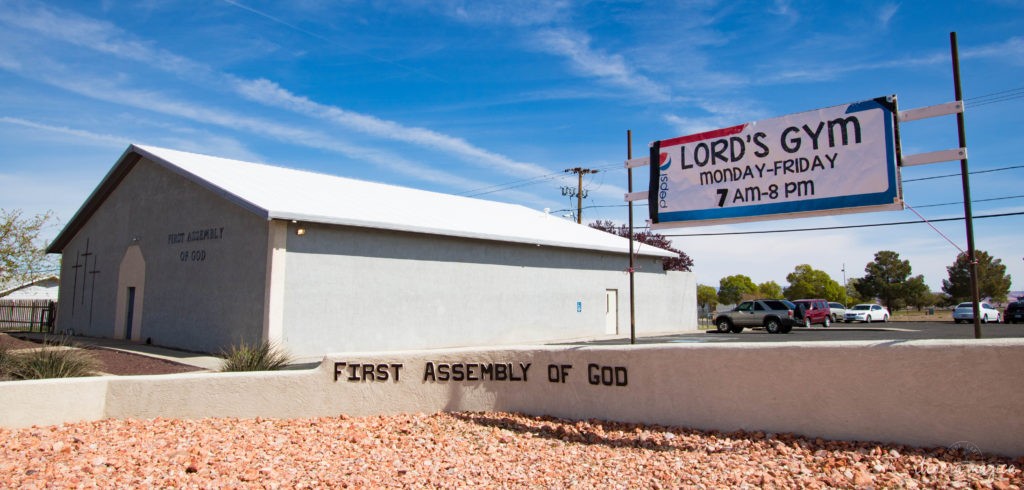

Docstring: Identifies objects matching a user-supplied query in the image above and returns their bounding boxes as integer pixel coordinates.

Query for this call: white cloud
[532,28,672,102]
[231,78,553,178]
[0,117,127,148]
[440,0,570,26]
[0,0,560,188]
[877,3,900,28]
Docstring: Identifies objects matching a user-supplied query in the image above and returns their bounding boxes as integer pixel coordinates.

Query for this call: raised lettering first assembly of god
[649,97,902,228]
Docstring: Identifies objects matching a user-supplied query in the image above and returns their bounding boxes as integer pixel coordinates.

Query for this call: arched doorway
[115,244,145,341]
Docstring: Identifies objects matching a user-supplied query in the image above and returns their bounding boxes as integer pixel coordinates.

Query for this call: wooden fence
[0,300,56,332]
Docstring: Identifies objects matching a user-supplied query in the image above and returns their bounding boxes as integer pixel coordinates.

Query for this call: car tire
[716,319,732,333]
[803,317,811,328]
[823,316,830,328]
[981,315,988,324]
[882,314,889,323]
[729,325,744,334]
[765,318,782,334]
[866,315,872,324]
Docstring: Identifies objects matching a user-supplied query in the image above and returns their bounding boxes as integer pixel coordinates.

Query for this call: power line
[556,192,1024,214]
[904,163,1024,183]
[912,194,1024,209]
[657,211,1024,237]
[455,85,1024,198]
[476,86,1024,198]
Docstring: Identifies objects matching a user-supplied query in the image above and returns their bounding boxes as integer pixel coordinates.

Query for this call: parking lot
[564,321,1024,345]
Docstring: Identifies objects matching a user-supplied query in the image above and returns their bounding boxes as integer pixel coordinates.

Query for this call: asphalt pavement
[561,321,1024,345]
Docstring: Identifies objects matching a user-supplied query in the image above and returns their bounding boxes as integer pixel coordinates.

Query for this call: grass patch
[220,340,292,372]
[1,336,99,380]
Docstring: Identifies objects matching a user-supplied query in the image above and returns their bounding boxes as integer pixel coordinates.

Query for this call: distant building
[47,145,696,357]
[0,275,59,301]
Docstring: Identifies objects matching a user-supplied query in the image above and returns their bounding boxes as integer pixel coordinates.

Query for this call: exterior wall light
[296,227,306,236]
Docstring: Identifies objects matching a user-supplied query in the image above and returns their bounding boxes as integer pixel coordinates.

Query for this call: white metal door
[605,290,618,334]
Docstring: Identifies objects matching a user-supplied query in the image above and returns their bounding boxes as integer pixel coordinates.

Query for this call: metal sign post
[950,32,982,339]
[627,130,636,345]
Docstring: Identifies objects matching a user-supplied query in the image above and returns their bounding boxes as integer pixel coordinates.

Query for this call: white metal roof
[127,145,675,258]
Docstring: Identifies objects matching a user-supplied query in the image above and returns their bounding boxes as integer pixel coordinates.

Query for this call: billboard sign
[649,96,901,228]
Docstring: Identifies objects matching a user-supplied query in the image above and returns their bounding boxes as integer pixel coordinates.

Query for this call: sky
[1,0,1022,296]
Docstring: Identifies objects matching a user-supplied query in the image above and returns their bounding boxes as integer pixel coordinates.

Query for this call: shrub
[5,336,99,379]
[220,340,292,372]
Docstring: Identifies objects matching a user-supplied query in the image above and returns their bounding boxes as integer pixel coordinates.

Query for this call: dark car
[792,299,832,328]
[1005,302,1024,324]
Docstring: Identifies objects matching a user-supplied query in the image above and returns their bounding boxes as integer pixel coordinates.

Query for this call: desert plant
[6,337,99,379]
[220,340,292,372]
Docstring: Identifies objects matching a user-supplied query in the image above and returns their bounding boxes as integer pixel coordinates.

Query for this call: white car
[844,304,889,323]
[952,302,1001,323]
[828,302,847,323]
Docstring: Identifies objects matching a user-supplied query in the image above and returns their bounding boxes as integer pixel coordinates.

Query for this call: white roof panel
[132,145,675,258]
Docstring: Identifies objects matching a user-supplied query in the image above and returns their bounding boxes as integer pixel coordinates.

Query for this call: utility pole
[563,167,599,224]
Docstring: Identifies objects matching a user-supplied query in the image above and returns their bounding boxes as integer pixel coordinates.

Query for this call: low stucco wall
[3,339,1023,456]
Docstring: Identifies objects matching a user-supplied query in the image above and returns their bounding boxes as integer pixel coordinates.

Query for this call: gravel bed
[1,412,1021,488]
[1,333,204,376]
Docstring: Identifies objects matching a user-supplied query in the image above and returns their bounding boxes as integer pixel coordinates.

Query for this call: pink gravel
[1,412,1021,488]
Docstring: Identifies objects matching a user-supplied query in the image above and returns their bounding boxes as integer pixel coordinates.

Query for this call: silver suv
[714,299,799,334]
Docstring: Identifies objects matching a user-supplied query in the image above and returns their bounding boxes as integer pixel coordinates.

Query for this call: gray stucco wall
[279,221,695,357]
[54,158,269,353]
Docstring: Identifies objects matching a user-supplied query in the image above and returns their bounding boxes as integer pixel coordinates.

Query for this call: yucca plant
[220,340,292,372]
[6,336,99,379]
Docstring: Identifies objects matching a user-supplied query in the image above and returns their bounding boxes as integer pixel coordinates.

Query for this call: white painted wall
[54,159,273,352]
[3,339,1022,456]
[280,222,696,357]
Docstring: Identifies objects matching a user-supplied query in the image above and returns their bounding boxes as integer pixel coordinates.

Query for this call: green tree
[588,220,694,271]
[941,250,1012,303]
[717,274,757,304]
[783,264,845,302]
[757,281,783,299]
[697,284,718,317]
[855,251,920,311]
[1,209,56,286]
[844,278,865,305]
[905,275,934,311]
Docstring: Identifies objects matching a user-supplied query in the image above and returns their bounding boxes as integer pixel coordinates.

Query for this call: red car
[791,299,832,327]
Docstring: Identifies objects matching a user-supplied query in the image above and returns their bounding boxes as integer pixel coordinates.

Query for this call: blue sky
[1,0,1022,295]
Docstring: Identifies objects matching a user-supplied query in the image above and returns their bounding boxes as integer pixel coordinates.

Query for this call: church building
[47,145,696,357]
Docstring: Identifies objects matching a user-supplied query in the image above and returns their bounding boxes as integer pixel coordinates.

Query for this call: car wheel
[716,319,732,333]
[882,314,889,323]
[981,315,988,324]
[831,314,838,323]
[765,318,782,334]
[803,317,812,328]
[823,316,830,328]
[729,325,744,334]
[866,315,872,323]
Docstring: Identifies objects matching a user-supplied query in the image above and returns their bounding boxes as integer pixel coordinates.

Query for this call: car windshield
[851,305,871,311]
[956,302,972,308]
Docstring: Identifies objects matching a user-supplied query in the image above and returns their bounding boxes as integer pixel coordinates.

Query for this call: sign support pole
[950,31,982,339]
[627,130,636,345]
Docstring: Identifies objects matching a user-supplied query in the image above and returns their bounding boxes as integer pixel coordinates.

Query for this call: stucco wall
[279,222,696,357]
[2,339,1022,456]
[54,159,269,353]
